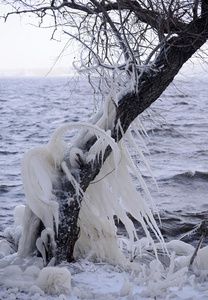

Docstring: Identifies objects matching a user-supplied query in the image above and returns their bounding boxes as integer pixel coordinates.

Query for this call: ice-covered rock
[36,267,71,295]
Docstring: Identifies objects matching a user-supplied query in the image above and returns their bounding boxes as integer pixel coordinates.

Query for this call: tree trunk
[54,16,208,264]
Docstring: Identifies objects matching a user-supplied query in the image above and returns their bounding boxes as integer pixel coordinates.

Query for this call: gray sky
[0,4,74,77]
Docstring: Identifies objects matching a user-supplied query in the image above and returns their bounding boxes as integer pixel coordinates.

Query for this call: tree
[2,0,208,264]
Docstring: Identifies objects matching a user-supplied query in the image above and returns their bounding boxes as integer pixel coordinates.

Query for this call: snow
[1,194,208,300]
[0,245,208,299]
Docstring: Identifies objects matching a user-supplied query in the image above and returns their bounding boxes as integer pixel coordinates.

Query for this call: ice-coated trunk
[51,16,208,264]
[55,195,80,263]
[53,173,80,263]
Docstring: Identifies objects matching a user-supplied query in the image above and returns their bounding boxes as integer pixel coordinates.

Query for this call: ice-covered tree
[2,0,208,264]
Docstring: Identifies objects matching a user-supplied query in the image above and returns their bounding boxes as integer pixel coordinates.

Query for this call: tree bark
[53,16,208,264]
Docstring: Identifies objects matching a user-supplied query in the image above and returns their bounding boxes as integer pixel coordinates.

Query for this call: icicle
[125,128,156,186]
[96,78,118,131]
[21,146,59,233]
[69,148,85,168]
[18,205,41,257]
[36,237,47,266]
[41,228,56,253]
[131,121,150,154]
[133,117,150,141]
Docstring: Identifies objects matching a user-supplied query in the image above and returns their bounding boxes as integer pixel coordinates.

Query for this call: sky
[0,3,75,77]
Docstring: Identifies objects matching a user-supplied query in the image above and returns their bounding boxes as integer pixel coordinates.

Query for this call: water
[138,76,208,245]
[1,75,208,245]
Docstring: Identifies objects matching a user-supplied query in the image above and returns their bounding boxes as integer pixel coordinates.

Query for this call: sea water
[0,75,208,245]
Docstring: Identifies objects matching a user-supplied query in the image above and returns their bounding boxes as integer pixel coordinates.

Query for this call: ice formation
[36,267,71,295]
[75,137,164,264]
[18,121,121,258]
[15,78,167,265]
[19,145,59,257]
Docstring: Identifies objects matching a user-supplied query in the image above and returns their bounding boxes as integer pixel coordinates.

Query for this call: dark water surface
[1,75,208,245]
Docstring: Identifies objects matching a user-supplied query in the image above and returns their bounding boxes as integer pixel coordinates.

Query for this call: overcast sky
[0,4,75,77]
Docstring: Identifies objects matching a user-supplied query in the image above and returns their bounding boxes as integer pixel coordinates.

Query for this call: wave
[146,127,181,138]
[172,171,208,181]
[154,210,208,247]
[0,151,19,155]
[128,209,208,247]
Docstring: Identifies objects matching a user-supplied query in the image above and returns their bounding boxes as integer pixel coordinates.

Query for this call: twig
[189,220,207,266]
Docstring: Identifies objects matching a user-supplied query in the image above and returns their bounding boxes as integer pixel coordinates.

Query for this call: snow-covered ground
[1,206,208,300]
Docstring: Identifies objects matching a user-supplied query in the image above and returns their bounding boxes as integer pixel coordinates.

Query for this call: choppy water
[1,75,208,246]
